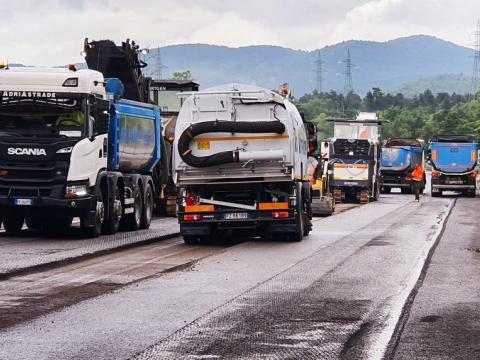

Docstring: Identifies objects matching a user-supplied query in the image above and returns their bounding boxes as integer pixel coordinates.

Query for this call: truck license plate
[223,212,249,220]
[446,180,463,185]
[15,198,33,206]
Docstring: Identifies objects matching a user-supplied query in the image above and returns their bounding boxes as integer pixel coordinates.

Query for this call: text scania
[7,148,47,156]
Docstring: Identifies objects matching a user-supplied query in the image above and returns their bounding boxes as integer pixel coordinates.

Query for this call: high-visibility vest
[55,111,85,126]
[412,166,424,181]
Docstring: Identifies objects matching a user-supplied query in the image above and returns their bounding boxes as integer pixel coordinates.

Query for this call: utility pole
[471,20,480,97]
[342,48,354,96]
[314,51,326,93]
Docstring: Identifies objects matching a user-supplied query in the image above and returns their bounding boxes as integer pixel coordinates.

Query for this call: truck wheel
[3,216,24,234]
[140,184,154,229]
[82,190,105,238]
[104,184,122,235]
[124,185,143,231]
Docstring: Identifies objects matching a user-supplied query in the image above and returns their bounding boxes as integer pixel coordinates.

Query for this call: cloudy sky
[1,0,480,65]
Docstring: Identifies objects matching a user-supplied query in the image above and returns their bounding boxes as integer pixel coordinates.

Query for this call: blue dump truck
[380,138,425,194]
[0,65,162,237]
[429,135,478,197]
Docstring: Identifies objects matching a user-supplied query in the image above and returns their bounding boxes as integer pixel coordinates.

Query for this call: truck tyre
[124,185,143,231]
[82,189,105,238]
[140,184,154,229]
[431,189,440,197]
[104,184,122,235]
[3,216,24,234]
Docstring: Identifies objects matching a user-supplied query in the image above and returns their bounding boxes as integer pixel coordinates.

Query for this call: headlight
[57,147,73,154]
[65,184,89,198]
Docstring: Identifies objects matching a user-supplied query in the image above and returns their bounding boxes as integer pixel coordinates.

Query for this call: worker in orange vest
[412,164,424,201]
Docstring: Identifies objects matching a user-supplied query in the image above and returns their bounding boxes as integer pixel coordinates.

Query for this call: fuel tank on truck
[106,78,161,174]
[173,83,308,185]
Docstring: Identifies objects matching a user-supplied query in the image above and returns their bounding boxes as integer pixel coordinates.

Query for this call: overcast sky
[1,0,480,65]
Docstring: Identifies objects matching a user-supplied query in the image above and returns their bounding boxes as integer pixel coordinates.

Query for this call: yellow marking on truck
[194,135,289,142]
[258,202,289,210]
[197,140,211,150]
[185,205,214,212]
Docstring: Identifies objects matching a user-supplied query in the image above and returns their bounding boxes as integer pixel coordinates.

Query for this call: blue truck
[380,138,425,194]
[429,135,478,197]
[0,66,162,237]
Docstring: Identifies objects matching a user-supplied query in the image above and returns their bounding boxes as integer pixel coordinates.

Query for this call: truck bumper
[432,184,475,190]
[382,183,411,188]
[179,210,298,236]
[0,195,97,217]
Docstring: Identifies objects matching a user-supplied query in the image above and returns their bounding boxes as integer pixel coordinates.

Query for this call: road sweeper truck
[0,65,162,237]
[174,84,314,243]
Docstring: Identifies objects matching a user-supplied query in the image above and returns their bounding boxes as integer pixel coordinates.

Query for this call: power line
[470,19,480,96]
[314,51,326,93]
[150,47,168,80]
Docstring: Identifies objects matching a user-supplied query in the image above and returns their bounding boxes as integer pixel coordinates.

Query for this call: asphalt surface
[0,193,456,360]
[0,217,179,277]
[390,197,480,360]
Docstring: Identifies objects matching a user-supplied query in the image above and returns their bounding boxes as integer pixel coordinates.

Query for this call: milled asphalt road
[391,197,480,360]
[0,193,456,360]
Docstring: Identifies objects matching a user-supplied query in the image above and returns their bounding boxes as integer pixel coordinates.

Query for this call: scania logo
[7,148,47,156]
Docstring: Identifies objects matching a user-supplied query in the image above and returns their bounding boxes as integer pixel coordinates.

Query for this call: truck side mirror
[96,111,110,135]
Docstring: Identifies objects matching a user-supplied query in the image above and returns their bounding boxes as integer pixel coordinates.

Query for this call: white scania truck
[0,66,162,237]
[173,84,313,243]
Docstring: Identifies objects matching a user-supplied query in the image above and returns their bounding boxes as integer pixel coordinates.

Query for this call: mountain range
[145,35,474,97]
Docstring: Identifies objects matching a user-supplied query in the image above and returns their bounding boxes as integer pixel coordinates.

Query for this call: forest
[296,88,480,141]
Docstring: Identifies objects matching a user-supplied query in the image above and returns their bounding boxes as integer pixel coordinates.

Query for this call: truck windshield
[0,95,87,138]
[334,123,379,142]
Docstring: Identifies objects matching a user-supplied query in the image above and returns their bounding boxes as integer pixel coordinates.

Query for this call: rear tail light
[271,211,289,219]
[184,214,202,221]
[469,172,477,178]
[185,194,198,206]
[431,171,440,178]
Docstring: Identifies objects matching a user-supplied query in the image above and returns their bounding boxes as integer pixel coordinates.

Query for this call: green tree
[172,70,192,80]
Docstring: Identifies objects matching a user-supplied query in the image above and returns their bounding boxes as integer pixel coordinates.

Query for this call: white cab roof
[0,67,106,96]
